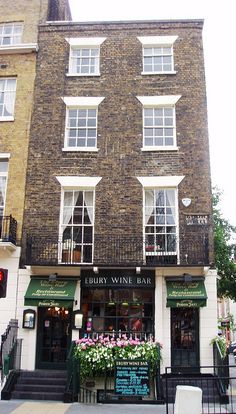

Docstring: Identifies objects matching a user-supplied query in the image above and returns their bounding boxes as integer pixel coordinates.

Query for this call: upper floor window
[0,78,17,121]
[137,95,181,151]
[56,176,102,264]
[62,97,104,151]
[66,37,106,76]
[137,175,184,264]
[0,23,23,46]
[0,159,8,239]
[137,36,178,74]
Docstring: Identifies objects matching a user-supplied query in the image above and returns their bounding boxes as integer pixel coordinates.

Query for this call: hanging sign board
[115,360,150,396]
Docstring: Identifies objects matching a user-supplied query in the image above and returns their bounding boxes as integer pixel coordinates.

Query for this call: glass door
[36,307,72,369]
[171,308,200,373]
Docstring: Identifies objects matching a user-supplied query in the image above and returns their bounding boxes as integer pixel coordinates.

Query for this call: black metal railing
[64,341,80,403]
[0,319,22,384]
[213,341,230,396]
[164,365,236,414]
[0,215,17,245]
[23,232,210,267]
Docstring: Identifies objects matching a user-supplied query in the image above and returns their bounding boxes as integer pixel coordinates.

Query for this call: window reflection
[81,288,154,337]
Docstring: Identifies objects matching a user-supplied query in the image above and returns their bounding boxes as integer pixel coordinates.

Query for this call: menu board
[115,360,150,396]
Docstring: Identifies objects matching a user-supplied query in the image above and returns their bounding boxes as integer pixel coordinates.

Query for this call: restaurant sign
[81,272,155,288]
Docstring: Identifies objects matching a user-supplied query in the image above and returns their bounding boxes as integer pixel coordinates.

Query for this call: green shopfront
[24,279,77,369]
[166,279,207,372]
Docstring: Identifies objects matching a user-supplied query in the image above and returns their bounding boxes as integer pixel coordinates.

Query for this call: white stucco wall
[155,267,218,374]
[0,247,21,335]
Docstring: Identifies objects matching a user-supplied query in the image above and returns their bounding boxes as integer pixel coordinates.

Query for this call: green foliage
[210,335,228,359]
[213,188,236,299]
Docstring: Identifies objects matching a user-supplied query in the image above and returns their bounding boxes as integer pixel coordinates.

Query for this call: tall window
[137,96,181,150]
[60,190,94,263]
[0,23,23,46]
[66,37,106,76]
[62,97,104,151]
[0,159,8,239]
[144,188,177,254]
[66,108,97,148]
[144,107,175,147]
[0,78,17,120]
[138,36,178,74]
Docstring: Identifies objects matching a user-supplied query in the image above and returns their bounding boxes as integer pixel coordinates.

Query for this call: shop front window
[81,288,154,338]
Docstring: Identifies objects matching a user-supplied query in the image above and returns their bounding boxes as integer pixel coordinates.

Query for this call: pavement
[1,355,236,414]
[0,401,167,414]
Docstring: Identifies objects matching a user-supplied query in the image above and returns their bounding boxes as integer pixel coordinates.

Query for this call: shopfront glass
[81,288,154,338]
[171,307,200,373]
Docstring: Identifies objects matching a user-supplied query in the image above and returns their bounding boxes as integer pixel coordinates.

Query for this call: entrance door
[36,307,72,369]
[171,308,200,373]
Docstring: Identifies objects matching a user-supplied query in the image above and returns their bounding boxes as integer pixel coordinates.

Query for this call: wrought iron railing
[0,319,22,384]
[64,341,80,403]
[213,341,230,396]
[164,364,235,414]
[0,215,17,245]
[23,232,210,267]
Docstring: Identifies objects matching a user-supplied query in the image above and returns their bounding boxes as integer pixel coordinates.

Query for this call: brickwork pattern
[23,20,214,260]
[0,0,71,239]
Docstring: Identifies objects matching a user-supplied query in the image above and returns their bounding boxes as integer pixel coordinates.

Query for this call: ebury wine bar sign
[81,270,155,288]
[115,360,150,396]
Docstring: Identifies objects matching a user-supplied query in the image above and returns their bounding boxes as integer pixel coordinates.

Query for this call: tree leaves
[213,187,236,299]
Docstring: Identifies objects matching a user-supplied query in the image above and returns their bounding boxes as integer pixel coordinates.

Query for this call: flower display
[74,335,162,382]
[210,335,228,358]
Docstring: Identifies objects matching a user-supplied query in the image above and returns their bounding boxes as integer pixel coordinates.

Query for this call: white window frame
[138,36,178,75]
[56,176,101,264]
[137,175,184,264]
[62,97,104,152]
[0,157,9,219]
[66,37,106,77]
[0,22,23,46]
[137,95,181,151]
[0,78,17,121]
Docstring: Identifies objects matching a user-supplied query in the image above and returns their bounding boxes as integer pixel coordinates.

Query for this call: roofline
[42,18,204,27]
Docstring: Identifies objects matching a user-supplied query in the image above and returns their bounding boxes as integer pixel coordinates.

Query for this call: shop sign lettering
[82,275,154,288]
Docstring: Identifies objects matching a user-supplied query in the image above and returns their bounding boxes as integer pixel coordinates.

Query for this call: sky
[69,0,236,229]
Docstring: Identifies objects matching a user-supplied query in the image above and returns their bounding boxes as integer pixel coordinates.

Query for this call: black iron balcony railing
[23,232,210,267]
[0,215,17,245]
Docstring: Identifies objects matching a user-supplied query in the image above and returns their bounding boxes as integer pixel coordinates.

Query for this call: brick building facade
[0,0,71,369]
[17,18,218,388]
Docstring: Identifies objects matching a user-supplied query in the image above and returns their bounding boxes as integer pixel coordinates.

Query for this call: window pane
[73,208,83,224]
[143,47,152,55]
[87,138,96,147]
[155,190,164,206]
[0,160,8,173]
[68,138,76,147]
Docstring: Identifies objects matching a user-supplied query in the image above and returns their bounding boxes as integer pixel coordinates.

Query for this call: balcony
[23,232,210,267]
[0,215,17,249]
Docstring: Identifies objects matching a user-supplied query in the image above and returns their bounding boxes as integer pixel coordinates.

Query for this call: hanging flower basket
[74,335,162,382]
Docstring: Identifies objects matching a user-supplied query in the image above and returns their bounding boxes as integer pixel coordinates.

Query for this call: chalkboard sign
[115,360,150,396]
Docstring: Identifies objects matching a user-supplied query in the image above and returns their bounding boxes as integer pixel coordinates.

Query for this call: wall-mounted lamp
[73,310,83,329]
[93,267,99,274]
[183,273,192,283]
[49,273,58,282]
[136,267,141,274]
[22,309,36,329]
